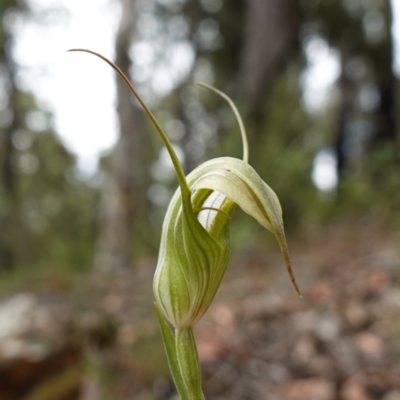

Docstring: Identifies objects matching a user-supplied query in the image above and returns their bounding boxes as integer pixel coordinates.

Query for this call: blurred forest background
[0,0,399,399]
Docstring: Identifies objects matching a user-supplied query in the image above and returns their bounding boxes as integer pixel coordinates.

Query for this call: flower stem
[175,328,205,400]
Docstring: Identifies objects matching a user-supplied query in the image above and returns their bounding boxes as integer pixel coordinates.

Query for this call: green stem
[155,304,190,400]
[175,328,205,400]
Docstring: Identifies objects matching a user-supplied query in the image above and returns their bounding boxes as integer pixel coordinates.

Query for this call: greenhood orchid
[69,49,301,400]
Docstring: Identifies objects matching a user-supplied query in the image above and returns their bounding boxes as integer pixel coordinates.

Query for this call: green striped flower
[69,50,301,400]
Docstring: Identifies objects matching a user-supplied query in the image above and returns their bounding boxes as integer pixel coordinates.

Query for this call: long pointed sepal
[190,157,302,297]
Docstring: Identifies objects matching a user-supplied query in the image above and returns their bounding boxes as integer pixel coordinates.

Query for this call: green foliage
[338,143,400,218]
[0,92,98,284]
[0,1,99,280]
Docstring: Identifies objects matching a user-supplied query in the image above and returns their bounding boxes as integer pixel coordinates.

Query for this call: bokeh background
[0,0,399,399]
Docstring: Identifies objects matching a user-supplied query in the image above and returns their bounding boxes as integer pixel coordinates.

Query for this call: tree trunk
[240,0,300,116]
[371,0,396,144]
[95,0,147,272]
[0,34,20,270]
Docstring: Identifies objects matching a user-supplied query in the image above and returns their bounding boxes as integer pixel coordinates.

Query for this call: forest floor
[0,217,399,400]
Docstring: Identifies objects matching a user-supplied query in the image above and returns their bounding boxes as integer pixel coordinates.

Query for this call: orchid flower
[69,49,301,400]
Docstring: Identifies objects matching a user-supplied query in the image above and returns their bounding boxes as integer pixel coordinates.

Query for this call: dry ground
[1,218,399,400]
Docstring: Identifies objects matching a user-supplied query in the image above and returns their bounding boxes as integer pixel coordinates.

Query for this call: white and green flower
[69,50,301,400]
